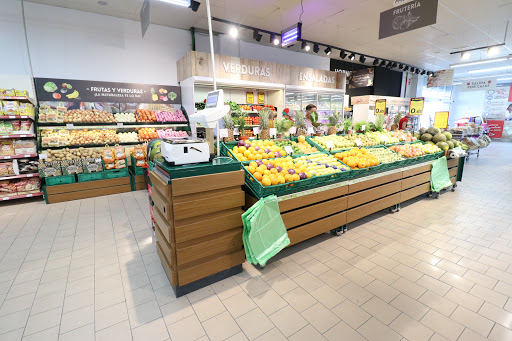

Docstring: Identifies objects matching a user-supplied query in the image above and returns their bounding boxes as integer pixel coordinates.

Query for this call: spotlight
[487,46,499,56]
[387,61,393,68]
[392,62,398,68]
[340,50,347,59]
[253,30,262,42]
[461,51,470,60]
[373,59,379,66]
[313,44,319,53]
[410,67,415,73]
[420,70,426,75]
[301,41,310,51]
[325,47,332,55]
[379,60,386,67]
[270,33,279,45]
[229,27,238,38]
[189,0,200,12]
[415,69,420,74]
[348,53,355,60]
[359,55,366,63]
[403,66,409,71]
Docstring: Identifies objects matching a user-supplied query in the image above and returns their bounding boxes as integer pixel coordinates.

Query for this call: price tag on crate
[355,139,362,148]
[269,128,277,137]
[284,146,294,155]
[117,123,124,128]
[289,127,297,135]
[326,141,334,150]
[307,127,314,135]
[3,156,11,159]
[382,136,387,144]
[27,174,34,177]
[233,128,239,135]
[66,123,74,128]
[26,194,33,197]
[219,129,228,138]
[39,153,47,159]
[361,125,366,132]
[253,127,260,135]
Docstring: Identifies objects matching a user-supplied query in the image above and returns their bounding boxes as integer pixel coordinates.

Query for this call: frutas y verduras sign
[380,0,439,39]
[462,78,497,92]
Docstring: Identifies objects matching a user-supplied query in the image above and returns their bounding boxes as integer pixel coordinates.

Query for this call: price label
[289,127,297,134]
[117,123,124,128]
[66,123,74,128]
[219,129,229,138]
[326,141,334,150]
[307,127,314,134]
[24,155,31,157]
[233,128,239,135]
[361,125,366,132]
[382,136,387,144]
[269,128,277,137]
[26,194,33,197]
[284,146,294,155]
[39,153,47,159]
[253,127,261,135]
[27,174,34,177]
[3,156,11,159]
[355,139,362,147]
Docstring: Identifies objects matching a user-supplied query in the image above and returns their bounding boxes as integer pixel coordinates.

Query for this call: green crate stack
[77,172,105,182]
[45,175,76,186]
[104,168,129,179]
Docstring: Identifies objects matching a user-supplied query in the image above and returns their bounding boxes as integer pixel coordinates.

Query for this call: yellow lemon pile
[245,156,312,187]
[232,140,286,162]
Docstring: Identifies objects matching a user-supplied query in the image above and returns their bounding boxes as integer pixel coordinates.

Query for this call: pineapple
[295,110,307,136]
[221,113,235,142]
[327,111,342,135]
[258,108,271,139]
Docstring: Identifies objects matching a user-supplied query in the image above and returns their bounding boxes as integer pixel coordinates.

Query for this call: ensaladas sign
[379,0,439,39]
[177,51,345,90]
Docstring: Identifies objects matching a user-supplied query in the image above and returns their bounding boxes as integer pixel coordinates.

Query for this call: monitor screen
[206,92,219,108]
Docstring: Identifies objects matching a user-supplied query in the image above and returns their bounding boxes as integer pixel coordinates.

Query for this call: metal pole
[206,0,217,91]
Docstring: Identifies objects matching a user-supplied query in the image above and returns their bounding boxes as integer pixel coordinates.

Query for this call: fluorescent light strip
[160,0,190,6]
[452,82,462,85]
[282,28,298,40]
[450,57,508,68]
[468,65,512,74]
[497,77,512,81]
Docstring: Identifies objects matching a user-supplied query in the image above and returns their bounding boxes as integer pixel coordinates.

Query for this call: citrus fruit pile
[389,144,425,158]
[232,140,286,161]
[245,156,312,187]
[334,147,380,169]
[295,154,350,176]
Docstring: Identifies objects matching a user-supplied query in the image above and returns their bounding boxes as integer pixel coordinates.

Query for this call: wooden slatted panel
[46,184,131,204]
[449,168,458,177]
[348,182,401,209]
[287,212,347,246]
[155,222,176,269]
[134,174,145,183]
[450,177,456,185]
[447,158,460,168]
[152,188,172,222]
[401,172,431,190]
[278,186,348,212]
[173,190,245,220]
[281,196,348,229]
[401,183,431,202]
[153,206,174,245]
[174,208,243,243]
[150,171,171,198]
[171,170,244,196]
[346,193,400,223]
[349,173,402,193]
[156,241,178,286]
[402,164,431,177]
[135,183,146,191]
[176,229,243,266]
[178,250,245,286]
[45,177,129,194]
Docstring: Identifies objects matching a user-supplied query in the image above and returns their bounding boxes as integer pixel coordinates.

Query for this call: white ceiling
[26,0,512,77]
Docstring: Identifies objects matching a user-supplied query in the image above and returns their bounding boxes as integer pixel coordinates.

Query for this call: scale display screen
[206,91,220,108]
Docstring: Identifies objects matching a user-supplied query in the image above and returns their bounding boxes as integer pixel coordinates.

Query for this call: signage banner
[246,92,254,104]
[487,120,505,138]
[462,78,496,92]
[375,99,387,115]
[140,0,150,38]
[34,78,181,104]
[409,97,424,115]
[379,0,439,39]
[348,68,375,89]
[258,92,265,104]
[427,69,455,88]
[484,84,512,120]
[434,111,449,129]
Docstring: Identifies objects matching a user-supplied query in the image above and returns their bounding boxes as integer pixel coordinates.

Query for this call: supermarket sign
[34,78,181,104]
[379,0,439,39]
[462,78,496,92]
[487,120,504,138]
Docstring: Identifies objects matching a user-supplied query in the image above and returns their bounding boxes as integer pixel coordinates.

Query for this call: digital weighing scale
[161,90,230,165]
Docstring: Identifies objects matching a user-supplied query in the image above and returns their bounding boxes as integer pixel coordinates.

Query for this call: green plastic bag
[431,156,453,192]
[243,195,290,267]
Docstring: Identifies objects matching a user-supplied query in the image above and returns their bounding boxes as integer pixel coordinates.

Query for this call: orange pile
[136,109,157,122]
[335,147,380,169]
[138,128,158,141]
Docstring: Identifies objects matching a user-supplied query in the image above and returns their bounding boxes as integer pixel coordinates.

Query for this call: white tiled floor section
[1,142,512,341]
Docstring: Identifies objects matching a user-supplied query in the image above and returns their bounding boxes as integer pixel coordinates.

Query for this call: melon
[427,127,437,135]
[446,140,455,149]
[419,128,428,135]
[442,131,452,140]
[414,133,421,139]
[433,127,441,135]
[421,133,433,142]
[432,133,447,143]
[426,141,435,145]
[437,142,449,151]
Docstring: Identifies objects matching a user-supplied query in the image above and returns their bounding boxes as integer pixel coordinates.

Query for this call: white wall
[450,85,486,126]
[0,1,192,86]
[195,32,330,71]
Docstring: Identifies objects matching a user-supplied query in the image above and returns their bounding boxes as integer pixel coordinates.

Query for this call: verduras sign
[379,0,438,39]
[462,78,497,92]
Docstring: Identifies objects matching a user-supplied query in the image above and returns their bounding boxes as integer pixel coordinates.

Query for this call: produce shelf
[0,115,34,120]
[0,134,36,138]
[40,142,143,150]
[0,173,39,181]
[0,154,38,160]
[37,122,188,127]
[1,192,43,201]
[0,96,36,105]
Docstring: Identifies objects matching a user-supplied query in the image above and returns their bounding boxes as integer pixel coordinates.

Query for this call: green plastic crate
[45,175,76,186]
[129,173,136,191]
[130,156,145,175]
[104,168,129,179]
[77,172,105,182]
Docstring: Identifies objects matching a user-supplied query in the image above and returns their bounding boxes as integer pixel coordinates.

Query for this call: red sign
[508,83,512,102]
[487,120,505,138]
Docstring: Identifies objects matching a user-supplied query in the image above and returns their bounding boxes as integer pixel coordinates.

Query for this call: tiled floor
[1,142,512,341]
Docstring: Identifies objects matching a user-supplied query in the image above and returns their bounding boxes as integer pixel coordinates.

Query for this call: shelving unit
[1,192,43,201]
[0,134,35,138]
[0,154,38,160]
[0,173,39,181]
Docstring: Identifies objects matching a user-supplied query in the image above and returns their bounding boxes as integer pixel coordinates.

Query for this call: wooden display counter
[246,159,461,247]
[44,177,131,204]
[149,160,246,297]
